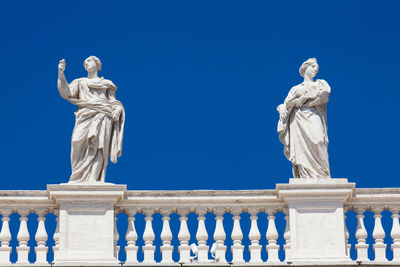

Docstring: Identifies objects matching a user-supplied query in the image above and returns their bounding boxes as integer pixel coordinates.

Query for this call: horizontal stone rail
[0,186,400,266]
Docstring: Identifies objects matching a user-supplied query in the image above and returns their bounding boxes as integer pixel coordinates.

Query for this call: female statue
[57,56,125,183]
[277,58,331,178]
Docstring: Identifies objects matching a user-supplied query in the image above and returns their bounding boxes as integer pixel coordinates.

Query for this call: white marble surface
[277,58,331,179]
[58,57,125,184]
[2,183,400,265]
[277,178,355,263]
[48,184,126,264]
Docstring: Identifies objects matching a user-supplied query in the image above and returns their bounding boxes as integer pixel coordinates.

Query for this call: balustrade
[0,187,400,265]
[0,208,54,264]
[345,188,400,263]
[348,206,393,262]
[113,187,288,264]
[114,206,286,264]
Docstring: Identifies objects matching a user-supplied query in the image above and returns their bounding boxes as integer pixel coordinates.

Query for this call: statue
[277,58,331,178]
[57,56,125,183]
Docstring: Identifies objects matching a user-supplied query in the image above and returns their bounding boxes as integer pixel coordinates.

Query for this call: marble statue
[277,58,331,178]
[57,56,125,183]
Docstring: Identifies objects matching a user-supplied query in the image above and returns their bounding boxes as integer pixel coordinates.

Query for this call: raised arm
[57,59,78,99]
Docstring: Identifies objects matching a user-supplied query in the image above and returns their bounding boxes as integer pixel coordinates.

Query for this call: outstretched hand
[58,59,66,73]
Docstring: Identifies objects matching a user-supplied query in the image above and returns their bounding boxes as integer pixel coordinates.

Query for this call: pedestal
[47,183,126,264]
[0,247,11,264]
[276,178,355,264]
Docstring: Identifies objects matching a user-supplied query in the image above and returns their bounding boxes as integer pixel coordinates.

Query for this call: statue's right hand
[58,59,66,73]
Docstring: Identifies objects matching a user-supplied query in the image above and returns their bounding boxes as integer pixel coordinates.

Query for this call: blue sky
[1,1,400,190]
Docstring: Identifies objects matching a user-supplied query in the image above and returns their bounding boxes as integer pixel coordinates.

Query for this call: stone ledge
[3,261,400,267]
[47,183,127,203]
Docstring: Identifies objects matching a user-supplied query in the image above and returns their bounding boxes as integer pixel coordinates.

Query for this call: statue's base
[276,178,355,263]
[288,177,349,184]
[47,183,127,263]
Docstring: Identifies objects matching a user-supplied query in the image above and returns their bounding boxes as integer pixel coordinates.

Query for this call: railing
[345,188,400,263]
[117,190,287,264]
[1,187,400,265]
[0,191,56,264]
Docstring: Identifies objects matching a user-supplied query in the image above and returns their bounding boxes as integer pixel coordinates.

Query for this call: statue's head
[83,56,102,72]
[299,58,318,78]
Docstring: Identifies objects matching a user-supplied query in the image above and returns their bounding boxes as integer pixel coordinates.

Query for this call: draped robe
[277,79,330,178]
[60,77,125,183]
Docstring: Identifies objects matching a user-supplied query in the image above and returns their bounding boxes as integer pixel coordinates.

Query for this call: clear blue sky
[1,1,400,190]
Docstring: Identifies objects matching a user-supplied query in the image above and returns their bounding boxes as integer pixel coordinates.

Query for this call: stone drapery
[62,77,125,183]
[277,79,330,178]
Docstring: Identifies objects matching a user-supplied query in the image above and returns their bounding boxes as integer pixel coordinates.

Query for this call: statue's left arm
[303,80,331,107]
[107,83,123,122]
[106,81,125,163]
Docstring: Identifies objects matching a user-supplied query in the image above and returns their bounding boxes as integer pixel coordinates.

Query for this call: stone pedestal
[276,178,355,264]
[47,183,126,264]
[0,247,11,264]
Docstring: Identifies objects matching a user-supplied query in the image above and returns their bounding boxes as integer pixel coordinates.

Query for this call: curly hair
[84,56,102,71]
[299,58,318,77]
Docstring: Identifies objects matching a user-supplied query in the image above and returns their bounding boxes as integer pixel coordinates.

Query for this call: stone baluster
[390,207,400,261]
[125,209,138,263]
[213,208,227,262]
[355,207,369,261]
[114,209,120,259]
[248,208,262,263]
[231,208,244,263]
[372,207,387,261]
[344,209,350,257]
[283,209,291,260]
[35,209,48,264]
[266,209,280,263]
[53,208,60,259]
[177,209,191,263]
[196,208,209,262]
[16,209,30,263]
[0,209,12,264]
[142,209,155,263]
[160,209,174,263]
